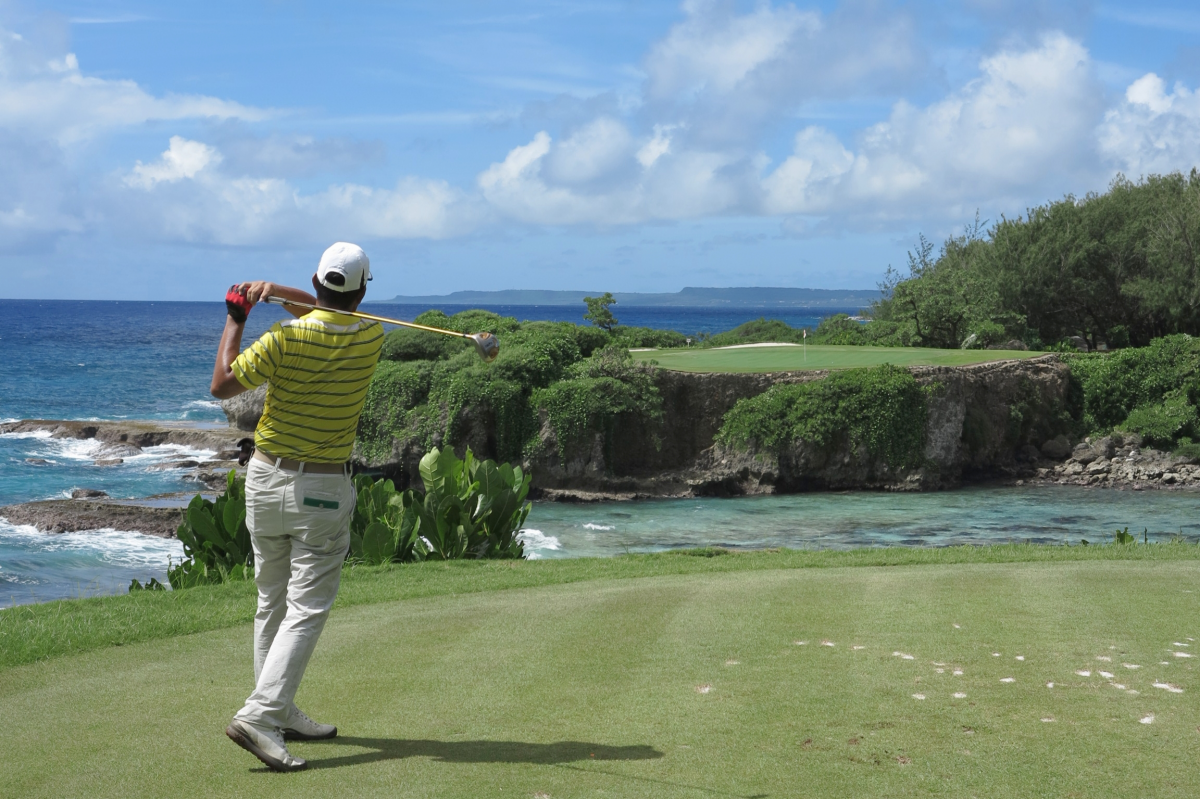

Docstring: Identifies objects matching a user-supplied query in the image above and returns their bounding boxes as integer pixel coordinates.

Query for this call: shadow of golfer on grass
[301,738,663,770]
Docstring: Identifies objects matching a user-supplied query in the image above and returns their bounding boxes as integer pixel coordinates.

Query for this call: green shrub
[168,470,254,589]
[613,326,688,349]
[1064,334,1200,435]
[1121,393,1198,447]
[381,328,465,362]
[574,325,611,356]
[718,364,930,469]
[358,361,434,462]
[705,318,804,347]
[348,447,531,563]
[531,346,662,457]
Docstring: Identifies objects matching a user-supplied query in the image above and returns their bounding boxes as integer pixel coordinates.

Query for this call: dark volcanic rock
[71,488,108,499]
[0,501,182,537]
[94,458,124,466]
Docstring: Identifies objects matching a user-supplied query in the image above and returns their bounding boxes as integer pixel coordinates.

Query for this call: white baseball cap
[316,242,372,292]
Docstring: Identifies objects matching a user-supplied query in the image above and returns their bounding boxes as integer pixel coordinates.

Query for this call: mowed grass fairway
[630,344,1045,373]
[2,552,1198,798]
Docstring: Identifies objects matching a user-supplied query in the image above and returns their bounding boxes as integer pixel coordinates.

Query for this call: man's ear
[312,274,321,292]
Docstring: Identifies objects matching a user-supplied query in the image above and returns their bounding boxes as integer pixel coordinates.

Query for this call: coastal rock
[0,419,242,452]
[0,500,182,537]
[221,384,267,431]
[94,458,124,466]
[71,488,108,499]
[1040,435,1072,460]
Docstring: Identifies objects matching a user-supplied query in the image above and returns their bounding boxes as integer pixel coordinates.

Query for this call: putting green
[631,344,1045,373]
[2,560,1196,797]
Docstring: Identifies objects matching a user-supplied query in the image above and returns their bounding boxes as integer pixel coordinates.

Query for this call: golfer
[210,242,383,772]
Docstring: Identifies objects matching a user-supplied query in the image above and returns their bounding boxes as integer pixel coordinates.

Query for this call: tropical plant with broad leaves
[167,470,254,588]
[348,446,531,564]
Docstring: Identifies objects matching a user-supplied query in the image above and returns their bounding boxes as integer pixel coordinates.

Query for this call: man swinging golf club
[211,242,383,772]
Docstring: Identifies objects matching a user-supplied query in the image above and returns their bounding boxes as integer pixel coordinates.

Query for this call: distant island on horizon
[371,287,879,308]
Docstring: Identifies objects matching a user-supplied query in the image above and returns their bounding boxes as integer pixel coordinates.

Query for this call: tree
[583,292,618,332]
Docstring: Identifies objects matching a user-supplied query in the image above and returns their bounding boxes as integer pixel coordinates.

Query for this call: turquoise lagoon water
[2,300,1197,605]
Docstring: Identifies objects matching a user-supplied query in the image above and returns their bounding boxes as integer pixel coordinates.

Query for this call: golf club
[262,296,500,362]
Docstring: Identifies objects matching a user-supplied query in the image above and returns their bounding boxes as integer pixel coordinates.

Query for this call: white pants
[234,457,354,730]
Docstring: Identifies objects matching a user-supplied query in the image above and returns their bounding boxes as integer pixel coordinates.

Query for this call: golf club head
[470,332,500,362]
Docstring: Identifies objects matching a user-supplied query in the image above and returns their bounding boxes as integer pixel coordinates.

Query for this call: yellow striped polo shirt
[231,309,384,463]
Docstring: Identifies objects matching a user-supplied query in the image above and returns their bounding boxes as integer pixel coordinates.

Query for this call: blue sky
[3,0,1200,300]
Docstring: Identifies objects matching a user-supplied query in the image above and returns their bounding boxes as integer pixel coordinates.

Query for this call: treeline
[871,171,1200,350]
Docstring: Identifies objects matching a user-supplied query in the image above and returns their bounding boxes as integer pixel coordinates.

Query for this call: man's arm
[211,315,249,399]
[240,281,316,319]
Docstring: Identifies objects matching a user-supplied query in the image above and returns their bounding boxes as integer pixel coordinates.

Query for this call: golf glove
[226,285,253,324]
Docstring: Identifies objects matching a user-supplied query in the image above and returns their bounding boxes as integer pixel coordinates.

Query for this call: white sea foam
[0,520,184,568]
[1,429,53,441]
[582,523,614,531]
[517,529,562,560]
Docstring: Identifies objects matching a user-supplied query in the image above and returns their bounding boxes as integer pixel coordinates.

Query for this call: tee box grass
[2,545,1198,798]
[631,344,1045,373]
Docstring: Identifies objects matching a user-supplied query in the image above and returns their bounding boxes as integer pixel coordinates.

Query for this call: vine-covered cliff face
[223,355,1072,497]
[530,356,1072,496]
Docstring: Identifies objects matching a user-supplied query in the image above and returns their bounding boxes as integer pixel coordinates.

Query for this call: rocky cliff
[223,354,1074,498]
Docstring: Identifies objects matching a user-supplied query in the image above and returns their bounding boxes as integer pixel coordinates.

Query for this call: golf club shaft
[262,296,473,340]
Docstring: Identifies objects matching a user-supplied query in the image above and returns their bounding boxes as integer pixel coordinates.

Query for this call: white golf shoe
[226,718,308,772]
[282,704,338,741]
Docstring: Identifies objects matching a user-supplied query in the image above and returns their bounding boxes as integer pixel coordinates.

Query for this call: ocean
[3,300,1195,605]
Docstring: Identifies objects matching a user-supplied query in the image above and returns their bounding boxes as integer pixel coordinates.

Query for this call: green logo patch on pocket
[302,497,340,510]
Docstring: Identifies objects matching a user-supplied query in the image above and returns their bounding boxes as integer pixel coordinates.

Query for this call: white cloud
[645,0,818,99]
[119,138,471,244]
[1098,74,1200,176]
[0,29,265,146]
[763,33,1103,218]
[125,136,221,188]
[643,0,926,143]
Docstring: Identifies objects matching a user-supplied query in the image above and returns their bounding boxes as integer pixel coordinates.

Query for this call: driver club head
[470,332,500,362]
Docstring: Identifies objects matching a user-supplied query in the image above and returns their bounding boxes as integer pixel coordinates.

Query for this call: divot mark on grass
[852,645,865,650]
[1000,677,1016,683]
[1112,683,1126,690]
[1173,651,1194,658]
[1016,656,1025,661]
[935,668,945,674]
[794,641,807,646]
[896,756,912,765]
[893,651,914,660]
[1041,717,1055,723]
[1123,664,1141,670]
[695,684,712,694]
[1099,671,1114,679]
[1140,714,1155,725]
[1127,690,1140,695]
[912,693,925,700]
[953,669,963,676]
[725,659,740,666]
[992,652,1001,657]
[1047,682,1054,688]
[1153,682,1184,694]
[1160,661,1171,666]
[1075,670,1091,677]
[1173,642,1190,647]
[953,624,961,629]
[1096,655,1112,662]
[953,692,967,699]
[821,640,835,647]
